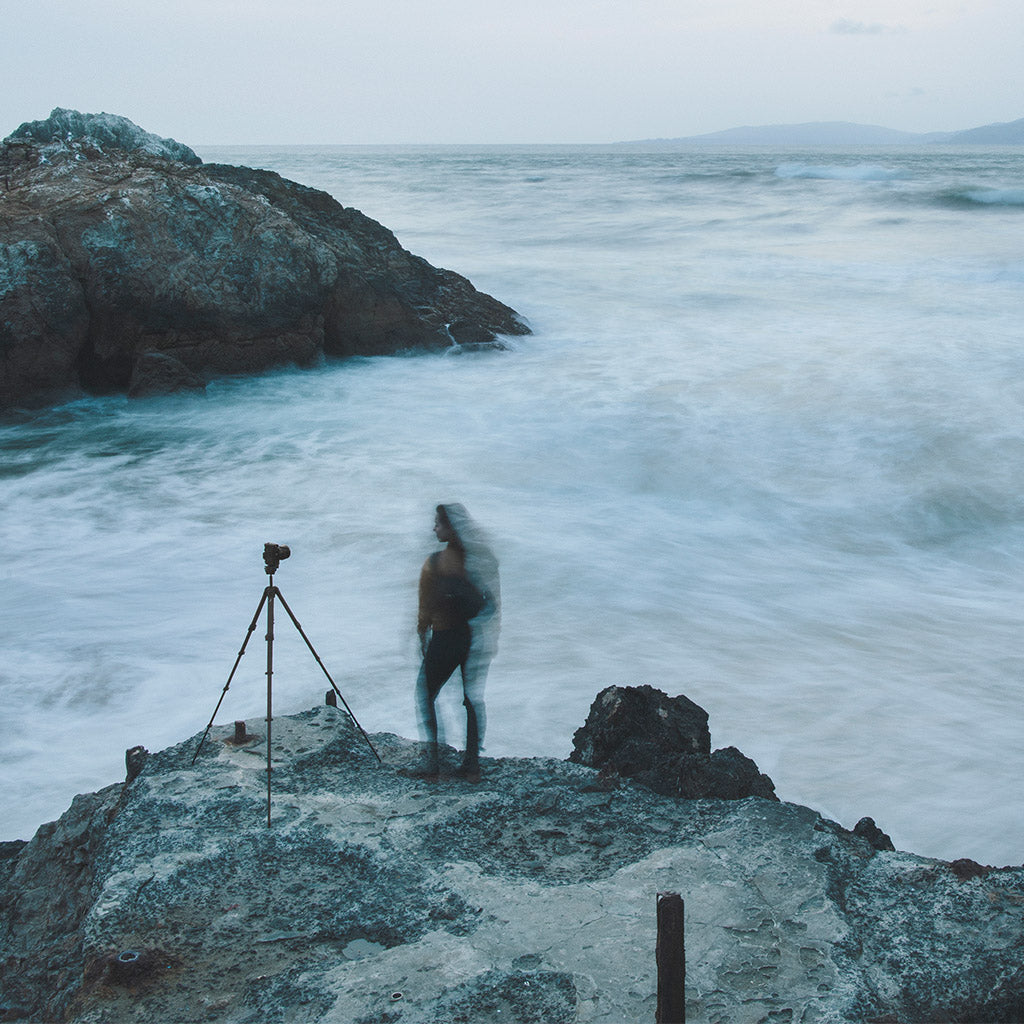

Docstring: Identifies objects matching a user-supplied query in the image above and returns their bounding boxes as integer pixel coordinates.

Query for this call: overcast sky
[3,0,1021,145]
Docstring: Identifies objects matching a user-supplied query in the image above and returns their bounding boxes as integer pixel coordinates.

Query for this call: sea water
[2,144,1023,865]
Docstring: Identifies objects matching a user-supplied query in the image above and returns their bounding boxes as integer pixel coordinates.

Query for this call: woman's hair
[436,503,463,549]
[436,502,501,646]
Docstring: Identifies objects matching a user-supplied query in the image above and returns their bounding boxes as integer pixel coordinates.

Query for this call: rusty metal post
[656,891,685,1024]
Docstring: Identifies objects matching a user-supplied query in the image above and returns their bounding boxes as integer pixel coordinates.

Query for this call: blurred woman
[414,503,500,781]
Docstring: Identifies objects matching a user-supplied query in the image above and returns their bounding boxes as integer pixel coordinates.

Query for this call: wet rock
[127,352,206,398]
[0,109,530,409]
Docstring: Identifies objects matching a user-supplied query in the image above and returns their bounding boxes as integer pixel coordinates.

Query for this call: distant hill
[944,117,1024,144]
[623,117,1024,146]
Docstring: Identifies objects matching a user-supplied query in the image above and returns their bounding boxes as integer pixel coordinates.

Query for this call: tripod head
[263,542,291,575]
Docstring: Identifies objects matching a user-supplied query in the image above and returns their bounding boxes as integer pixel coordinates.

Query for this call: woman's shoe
[454,762,481,783]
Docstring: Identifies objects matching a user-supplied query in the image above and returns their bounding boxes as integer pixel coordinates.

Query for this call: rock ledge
[1,687,1022,1023]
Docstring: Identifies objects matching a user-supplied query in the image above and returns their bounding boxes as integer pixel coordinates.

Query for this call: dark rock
[0,231,91,408]
[124,744,149,782]
[569,684,776,800]
[949,857,992,880]
[0,110,530,409]
[127,352,206,398]
[0,840,27,889]
[569,684,710,770]
[854,815,896,852]
[672,745,778,801]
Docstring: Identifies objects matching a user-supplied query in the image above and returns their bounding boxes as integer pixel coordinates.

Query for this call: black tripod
[192,543,381,826]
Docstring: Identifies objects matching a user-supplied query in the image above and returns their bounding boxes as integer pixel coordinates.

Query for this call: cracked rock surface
[1,704,1022,1023]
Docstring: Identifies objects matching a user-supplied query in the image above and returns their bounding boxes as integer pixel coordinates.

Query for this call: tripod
[192,544,381,826]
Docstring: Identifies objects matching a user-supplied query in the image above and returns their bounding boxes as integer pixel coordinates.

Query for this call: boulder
[569,684,777,800]
[570,684,711,767]
[0,109,530,408]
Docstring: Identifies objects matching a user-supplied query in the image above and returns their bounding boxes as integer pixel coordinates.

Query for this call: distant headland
[620,116,1024,146]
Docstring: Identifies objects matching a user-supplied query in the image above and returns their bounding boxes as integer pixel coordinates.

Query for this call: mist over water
[3,145,1024,864]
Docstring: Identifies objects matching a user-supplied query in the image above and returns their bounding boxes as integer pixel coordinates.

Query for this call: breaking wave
[942,187,1024,208]
[775,163,908,181]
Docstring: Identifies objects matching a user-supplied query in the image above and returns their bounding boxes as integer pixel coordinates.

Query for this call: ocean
[2,144,1023,865]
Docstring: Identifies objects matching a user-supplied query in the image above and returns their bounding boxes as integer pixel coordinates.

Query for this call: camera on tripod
[263,542,291,575]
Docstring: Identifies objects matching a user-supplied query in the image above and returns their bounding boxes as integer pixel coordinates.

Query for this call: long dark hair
[436,504,465,550]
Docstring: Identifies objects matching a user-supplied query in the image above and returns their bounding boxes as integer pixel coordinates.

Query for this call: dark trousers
[417,623,480,767]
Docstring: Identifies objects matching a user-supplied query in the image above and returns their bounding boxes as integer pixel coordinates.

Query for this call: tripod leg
[191,588,270,765]
[273,587,382,763]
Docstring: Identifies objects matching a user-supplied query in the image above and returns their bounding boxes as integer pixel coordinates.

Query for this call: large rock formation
[1,688,1022,1023]
[0,109,529,409]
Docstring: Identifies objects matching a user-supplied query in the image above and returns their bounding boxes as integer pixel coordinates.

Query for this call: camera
[263,542,291,575]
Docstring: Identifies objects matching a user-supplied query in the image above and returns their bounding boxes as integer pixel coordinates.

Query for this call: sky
[2,0,1022,145]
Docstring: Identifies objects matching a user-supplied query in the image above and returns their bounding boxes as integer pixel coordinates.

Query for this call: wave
[775,163,908,182]
[940,187,1024,209]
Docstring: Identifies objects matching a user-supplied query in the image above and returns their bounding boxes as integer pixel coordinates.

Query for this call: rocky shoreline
[0,109,529,410]
[1,686,1021,1023]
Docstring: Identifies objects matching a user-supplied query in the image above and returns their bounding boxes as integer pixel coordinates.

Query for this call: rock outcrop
[570,684,778,801]
[1,687,1022,1023]
[0,109,530,409]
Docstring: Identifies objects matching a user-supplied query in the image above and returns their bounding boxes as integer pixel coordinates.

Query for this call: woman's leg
[417,627,470,773]
[462,646,491,763]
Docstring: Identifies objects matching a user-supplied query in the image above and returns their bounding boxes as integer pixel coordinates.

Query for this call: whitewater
[2,144,1023,865]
